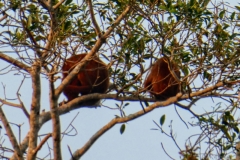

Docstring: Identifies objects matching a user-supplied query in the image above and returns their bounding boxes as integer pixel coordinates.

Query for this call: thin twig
[87,0,102,37]
[32,133,52,156]
[161,142,175,160]
[17,75,30,119]
[61,112,79,139]
[174,105,189,129]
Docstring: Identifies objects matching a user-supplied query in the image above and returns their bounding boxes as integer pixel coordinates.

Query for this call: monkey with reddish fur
[144,57,180,100]
[62,54,109,103]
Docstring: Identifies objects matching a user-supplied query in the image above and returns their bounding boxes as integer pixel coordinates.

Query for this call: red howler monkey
[144,57,180,100]
[62,54,109,102]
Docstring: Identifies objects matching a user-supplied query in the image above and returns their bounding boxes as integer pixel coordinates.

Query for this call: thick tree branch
[70,93,183,159]
[49,75,62,160]
[27,62,41,160]
[43,80,239,125]
[0,105,23,160]
[10,133,29,160]
[70,79,233,159]
[0,53,31,73]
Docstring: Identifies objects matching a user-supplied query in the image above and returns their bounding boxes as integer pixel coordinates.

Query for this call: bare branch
[27,62,41,160]
[0,99,22,108]
[87,0,102,38]
[0,105,23,160]
[61,112,79,139]
[17,76,30,119]
[174,105,189,129]
[161,143,175,160]
[32,133,52,156]
[0,53,31,73]
[49,74,62,160]
[70,93,183,159]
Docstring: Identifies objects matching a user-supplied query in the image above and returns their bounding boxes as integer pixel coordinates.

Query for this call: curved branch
[12,79,238,159]
[0,53,31,73]
[70,93,183,159]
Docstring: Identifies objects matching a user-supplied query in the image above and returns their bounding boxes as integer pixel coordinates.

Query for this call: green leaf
[223,23,229,30]
[189,0,195,7]
[219,10,225,19]
[203,71,212,81]
[120,124,126,134]
[220,126,231,141]
[123,102,129,108]
[230,12,236,20]
[235,6,240,11]
[160,114,166,126]
[64,21,72,31]
[65,0,73,5]
[42,15,48,21]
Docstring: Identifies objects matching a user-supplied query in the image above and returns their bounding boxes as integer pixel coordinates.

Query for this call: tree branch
[16,77,30,119]
[70,93,183,159]
[0,99,22,108]
[87,0,102,38]
[27,62,41,160]
[0,53,31,73]
[0,13,7,22]
[0,105,23,160]
[49,75,62,160]
[32,133,52,156]
[12,79,238,159]
[10,133,29,160]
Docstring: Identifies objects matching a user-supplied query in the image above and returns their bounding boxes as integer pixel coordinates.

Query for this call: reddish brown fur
[144,57,180,100]
[62,54,109,102]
